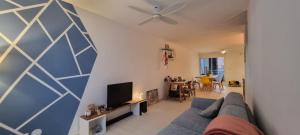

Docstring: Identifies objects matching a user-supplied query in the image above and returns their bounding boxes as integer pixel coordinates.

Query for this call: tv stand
[79,100,147,135]
[106,112,133,126]
[106,99,147,125]
[127,99,147,115]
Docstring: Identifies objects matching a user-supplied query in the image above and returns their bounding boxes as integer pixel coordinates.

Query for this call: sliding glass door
[200,57,224,76]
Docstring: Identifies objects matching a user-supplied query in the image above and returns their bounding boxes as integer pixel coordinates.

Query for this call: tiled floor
[196,86,243,99]
[106,87,243,135]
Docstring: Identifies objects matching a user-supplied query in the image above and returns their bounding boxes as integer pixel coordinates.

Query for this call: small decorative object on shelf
[94,105,105,115]
[85,104,97,117]
[82,104,108,120]
[80,104,107,135]
[164,76,172,82]
[161,44,175,66]
[84,111,92,117]
[178,76,183,82]
[164,76,186,83]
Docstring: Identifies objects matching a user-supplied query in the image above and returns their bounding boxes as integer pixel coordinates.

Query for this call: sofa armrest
[191,98,216,110]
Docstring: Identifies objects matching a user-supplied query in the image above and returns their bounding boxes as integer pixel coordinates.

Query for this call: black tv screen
[107,82,133,108]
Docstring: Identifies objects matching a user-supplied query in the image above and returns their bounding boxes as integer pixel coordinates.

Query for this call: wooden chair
[188,81,196,96]
[182,81,196,97]
[168,83,186,102]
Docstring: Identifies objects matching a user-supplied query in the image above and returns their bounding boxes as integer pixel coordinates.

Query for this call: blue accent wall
[0,0,97,134]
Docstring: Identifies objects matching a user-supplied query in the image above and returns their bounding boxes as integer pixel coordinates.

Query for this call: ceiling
[65,0,248,53]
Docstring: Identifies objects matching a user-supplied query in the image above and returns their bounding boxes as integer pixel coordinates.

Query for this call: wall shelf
[161,44,175,60]
[160,48,174,51]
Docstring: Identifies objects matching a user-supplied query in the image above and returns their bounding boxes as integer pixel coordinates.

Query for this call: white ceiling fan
[128,0,187,25]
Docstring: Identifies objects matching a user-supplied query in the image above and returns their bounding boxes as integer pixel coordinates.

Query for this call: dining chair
[168,83,186,102]
[200,76,213,90]
[213,74,224,90]
[182,81,196,97]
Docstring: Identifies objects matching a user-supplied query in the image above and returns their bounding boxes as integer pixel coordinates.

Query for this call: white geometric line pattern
[56,74,91,81]
[37,19,54,42]
[0,123,23,135]
[65,32,83,75]
[13,11,28,25]
[5,0,23,8]
[0,0,98,135]
[27,72,63,96]
[59,2,97,52]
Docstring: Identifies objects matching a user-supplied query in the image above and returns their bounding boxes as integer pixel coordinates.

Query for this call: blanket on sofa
[203,115,264,135]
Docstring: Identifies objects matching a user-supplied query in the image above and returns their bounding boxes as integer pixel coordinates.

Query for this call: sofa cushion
[191,98,216,110]
[157,124,200,135]
[199,97,224,118]
[172,108,212,133]
[221,92,245,108]
[218,105,249,121]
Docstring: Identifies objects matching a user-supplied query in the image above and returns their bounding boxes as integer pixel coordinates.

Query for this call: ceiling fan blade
[139,17,154,25]
[159,16,178,25]
[128,5,152,15]
[160,1,186,16]
[144,0,160,6]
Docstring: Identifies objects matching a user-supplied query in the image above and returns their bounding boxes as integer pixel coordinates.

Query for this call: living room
[0,0,299,135]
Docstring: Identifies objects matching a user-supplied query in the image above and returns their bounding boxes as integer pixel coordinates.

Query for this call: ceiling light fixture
[221,50,227,54]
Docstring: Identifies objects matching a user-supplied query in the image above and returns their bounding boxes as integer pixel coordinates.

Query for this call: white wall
[246,0,300,135]
[199,46,245,84]
[69,8,199,134]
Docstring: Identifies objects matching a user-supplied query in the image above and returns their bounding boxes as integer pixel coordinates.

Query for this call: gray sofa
[158,92,256,135]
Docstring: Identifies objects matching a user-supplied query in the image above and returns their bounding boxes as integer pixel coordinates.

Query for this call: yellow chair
[200,76,212,90]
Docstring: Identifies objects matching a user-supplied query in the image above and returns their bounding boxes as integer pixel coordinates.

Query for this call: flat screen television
[107,82,133,109]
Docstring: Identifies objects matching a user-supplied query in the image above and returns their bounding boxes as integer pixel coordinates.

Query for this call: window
[200,57,224,76]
